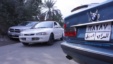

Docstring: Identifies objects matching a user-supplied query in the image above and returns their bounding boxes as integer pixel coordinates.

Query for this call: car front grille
[10,29,20,33]
[24,34,35,36]
[10,29,14,32]
[15,29,20,33]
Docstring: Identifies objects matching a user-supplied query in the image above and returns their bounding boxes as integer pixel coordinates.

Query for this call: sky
[55,0,107,18]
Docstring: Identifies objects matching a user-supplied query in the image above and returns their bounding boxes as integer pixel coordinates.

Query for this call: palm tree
[41,0,62,22]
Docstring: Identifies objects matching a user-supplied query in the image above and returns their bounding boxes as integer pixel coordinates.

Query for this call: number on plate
[85,22,111,41]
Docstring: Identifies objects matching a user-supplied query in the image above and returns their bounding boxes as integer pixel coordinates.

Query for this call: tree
[23,0,42,21]
[40,0,62,22]
[0,0,25,35]
[0,0,42,35]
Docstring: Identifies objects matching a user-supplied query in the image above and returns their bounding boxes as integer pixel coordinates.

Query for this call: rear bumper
[61,42,113,64]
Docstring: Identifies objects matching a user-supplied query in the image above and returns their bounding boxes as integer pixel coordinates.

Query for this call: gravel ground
[0,36,19,47]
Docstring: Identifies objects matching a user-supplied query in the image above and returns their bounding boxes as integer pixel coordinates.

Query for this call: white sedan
[19,21,64,46]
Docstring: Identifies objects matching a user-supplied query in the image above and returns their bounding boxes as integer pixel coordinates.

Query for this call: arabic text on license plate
[85,22,111,41]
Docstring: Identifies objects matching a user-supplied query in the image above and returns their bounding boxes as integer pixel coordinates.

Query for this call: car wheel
[22,43,29,46]
[60,35,63,41]
[47,34,54,45]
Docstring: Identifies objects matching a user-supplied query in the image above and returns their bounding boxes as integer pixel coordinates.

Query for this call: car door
[53,22,60,39]
[56,22,63,38]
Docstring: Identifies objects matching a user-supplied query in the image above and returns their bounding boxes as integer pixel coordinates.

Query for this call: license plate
[85,22,111,41]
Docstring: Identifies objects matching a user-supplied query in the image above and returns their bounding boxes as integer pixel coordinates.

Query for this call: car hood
[10,26,31,29]
[21,28,52,34]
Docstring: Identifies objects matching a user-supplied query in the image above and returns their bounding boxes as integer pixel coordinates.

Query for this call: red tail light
[63,24,66,29]
[65,31,77,37]
[64,23,77,37]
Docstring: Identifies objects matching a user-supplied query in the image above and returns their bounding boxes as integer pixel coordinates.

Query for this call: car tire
[60,35,63,41]
[47,33,54,45]
[22,43,29,46]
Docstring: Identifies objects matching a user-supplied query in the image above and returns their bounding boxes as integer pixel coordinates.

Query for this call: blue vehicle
[61,0,113,64]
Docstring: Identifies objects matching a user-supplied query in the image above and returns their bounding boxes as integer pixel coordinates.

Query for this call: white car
[19,21,64,46]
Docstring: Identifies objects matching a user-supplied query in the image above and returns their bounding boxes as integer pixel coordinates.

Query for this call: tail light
[65,31,76,37]
[63,24,66,29]
[64,24,77,37]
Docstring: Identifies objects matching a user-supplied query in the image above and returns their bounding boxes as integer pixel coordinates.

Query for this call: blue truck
[61,0,113,64]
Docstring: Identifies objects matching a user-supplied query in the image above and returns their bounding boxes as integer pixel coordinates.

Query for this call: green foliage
[0,0,42,35]
[40,0,63,26]
[24,0,42,20]
[43,0,56,9]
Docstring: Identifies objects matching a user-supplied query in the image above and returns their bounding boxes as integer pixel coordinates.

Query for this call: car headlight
[36,32,47,35]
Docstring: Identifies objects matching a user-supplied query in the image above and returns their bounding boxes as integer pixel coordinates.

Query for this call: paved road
[0,41,78,64]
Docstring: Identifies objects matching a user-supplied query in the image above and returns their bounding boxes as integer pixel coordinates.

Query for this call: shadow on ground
[0,37,20,47]
[22,40,60,47]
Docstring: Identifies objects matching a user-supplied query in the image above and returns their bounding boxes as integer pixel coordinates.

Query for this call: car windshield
[18,22,38,27]
[33,22,53,28]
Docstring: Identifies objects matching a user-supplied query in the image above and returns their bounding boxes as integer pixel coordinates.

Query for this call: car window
[54,22,57,26]
[54,22,61,28]
[57,22,61,28]
[18,22,38,27]
[33,22,53,28]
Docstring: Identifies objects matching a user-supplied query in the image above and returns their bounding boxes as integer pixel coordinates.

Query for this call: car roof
[40,21,56,23]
